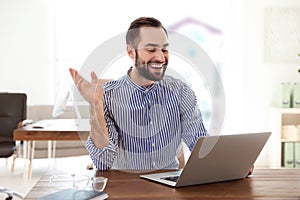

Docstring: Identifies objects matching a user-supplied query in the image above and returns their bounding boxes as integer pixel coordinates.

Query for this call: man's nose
[154,50,166,62]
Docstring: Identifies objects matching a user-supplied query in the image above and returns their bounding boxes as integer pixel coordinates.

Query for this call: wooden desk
[13,119,90,158]
[24,169,300,199]
[13,119,90,141]
[13,119,90,177]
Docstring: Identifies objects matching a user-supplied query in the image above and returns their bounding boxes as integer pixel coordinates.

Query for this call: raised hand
[69,68,112,148]
[69,68,109,106]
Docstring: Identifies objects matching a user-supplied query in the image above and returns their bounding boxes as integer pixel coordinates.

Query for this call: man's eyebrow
[144,43,169,48]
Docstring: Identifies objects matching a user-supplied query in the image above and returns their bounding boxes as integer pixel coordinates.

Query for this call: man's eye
[145,48,168,53]
[146,48,156,52]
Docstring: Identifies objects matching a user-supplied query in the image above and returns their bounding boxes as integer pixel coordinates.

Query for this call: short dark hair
[126,17,168,48]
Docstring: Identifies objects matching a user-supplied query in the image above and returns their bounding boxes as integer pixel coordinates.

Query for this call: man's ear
[127,44,135,59]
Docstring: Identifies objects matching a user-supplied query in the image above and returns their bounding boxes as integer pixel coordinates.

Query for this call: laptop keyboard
[161,176,179,182]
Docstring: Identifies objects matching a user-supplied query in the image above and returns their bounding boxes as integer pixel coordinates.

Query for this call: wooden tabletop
[24,168,300,199]
[13,119,90,141]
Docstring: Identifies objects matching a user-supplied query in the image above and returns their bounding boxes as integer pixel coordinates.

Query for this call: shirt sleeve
[86,136,117,170]
[180,83,207,151]
[86,90,119,170]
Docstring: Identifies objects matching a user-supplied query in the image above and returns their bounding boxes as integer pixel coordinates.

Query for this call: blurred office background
[1,0,300,197]
[1,0,300,168]
[1,0,300,132]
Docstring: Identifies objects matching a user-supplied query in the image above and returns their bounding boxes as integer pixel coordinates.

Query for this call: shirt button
[152,143,155,147]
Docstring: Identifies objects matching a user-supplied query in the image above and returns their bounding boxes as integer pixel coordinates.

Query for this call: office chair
[0,187,23,200]
[0,93,27,172]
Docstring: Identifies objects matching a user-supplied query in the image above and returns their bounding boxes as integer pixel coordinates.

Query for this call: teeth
[149,64,163,68]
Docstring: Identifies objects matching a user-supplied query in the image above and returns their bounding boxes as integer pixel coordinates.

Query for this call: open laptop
[140,132,271,187]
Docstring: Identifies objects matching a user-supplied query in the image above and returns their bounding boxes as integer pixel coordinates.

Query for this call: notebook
[140,132,271,187]
[37,189,108,200]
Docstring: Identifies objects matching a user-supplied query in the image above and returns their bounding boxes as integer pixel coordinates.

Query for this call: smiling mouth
[148,63,165,69]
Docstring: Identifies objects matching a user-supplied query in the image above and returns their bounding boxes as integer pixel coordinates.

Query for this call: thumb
[91,72,98,83]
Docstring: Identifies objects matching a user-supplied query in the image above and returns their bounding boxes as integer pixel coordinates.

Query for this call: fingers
[69,68,78,81]
[69,68,111,86]
[91,72,98,83]
[91,72,113,88]
[247,165,254,177]
[69,68,86,86]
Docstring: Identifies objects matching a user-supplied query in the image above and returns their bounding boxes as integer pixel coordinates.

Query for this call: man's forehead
[138,27,168,47]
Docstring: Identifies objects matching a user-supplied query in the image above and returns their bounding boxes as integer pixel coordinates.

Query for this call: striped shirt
[86,71,207,170]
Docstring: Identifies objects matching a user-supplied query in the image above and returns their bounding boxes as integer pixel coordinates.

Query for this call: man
[70,17,207,170]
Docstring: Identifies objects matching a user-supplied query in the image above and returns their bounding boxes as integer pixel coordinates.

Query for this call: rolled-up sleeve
[86,136,117,170]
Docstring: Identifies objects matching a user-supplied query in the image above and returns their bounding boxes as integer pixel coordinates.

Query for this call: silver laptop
[140,132,271,187]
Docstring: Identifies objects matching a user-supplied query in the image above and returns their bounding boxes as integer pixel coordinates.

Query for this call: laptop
[140,132,271,187]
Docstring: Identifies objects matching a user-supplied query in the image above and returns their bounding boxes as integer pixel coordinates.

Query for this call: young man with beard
[69,17,207,170]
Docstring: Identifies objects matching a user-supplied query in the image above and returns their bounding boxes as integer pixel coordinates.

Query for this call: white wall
[0,0,53,105]
[238,0,300,133]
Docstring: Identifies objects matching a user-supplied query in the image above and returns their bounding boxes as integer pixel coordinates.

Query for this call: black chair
[0,93,27,171]
[0,186,23,200]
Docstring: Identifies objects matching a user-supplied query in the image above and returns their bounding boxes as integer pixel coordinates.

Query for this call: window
[51,0,243,132]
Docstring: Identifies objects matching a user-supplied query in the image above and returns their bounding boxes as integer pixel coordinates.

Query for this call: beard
[135,52,168,82]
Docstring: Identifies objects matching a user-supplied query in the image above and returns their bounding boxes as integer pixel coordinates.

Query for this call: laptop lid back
[175,132,271,187]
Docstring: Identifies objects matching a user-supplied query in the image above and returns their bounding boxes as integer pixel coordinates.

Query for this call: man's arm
[69,68,110,148]
[179,83,207,151]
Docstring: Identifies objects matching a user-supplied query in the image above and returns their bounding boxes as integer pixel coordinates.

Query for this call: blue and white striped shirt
[86,72,207,170]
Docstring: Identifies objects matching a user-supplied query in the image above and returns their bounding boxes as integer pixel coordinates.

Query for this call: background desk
[24,169,300,199]
[13,119,90,176]
[13,119,90,141]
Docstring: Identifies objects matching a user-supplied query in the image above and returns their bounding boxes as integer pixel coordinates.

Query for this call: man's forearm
[89,103,110,148]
